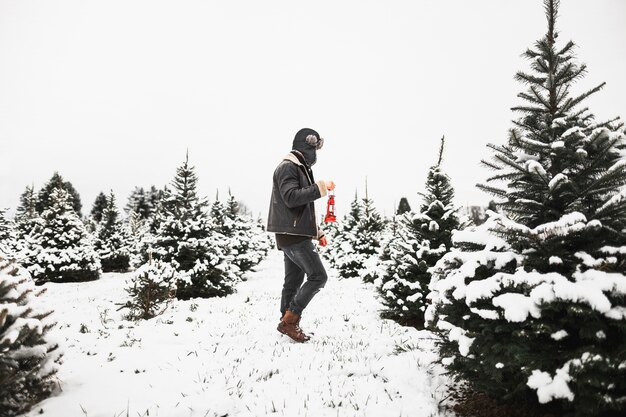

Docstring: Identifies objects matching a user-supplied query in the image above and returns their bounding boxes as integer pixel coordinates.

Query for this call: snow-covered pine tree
[148,186,165,217]
[0,208,16,258]
[321,191,362,268]
[15,185,37,222]
[152,155,237,300]
[94,191,131,272]
[0,208,10,239]
[121,259,177,320]
[22,188,101,284]
[427,2,626,415]
[362,207,402,296]
[250,216,273,262]
[208,193,249,276]
[344,191,362,231]
[126,209,153,270]
[318,217,341,267]
[15,186,39,240]
[125,187,149,219]
[36,172,82,216]
[336,181,386,281]
[397,197,411,215]
[377,137,461,325]
[90,192,108,223]
[148,185,169,234]
[0,256,62,416]
[222,191,265,274]
[225,190,240,220]
[13,186,40,257]
[209,192,231,236]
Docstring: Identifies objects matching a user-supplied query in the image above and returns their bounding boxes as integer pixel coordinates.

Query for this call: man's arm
[275,163,328,209]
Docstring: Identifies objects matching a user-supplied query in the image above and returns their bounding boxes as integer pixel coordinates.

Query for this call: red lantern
[324,190,337,223]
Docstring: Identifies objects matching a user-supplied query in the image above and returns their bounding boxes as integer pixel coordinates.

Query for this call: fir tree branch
[562,82,604,113]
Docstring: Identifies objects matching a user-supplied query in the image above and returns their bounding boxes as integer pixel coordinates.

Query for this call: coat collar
[283,151,314,184]
[283,151,303,166]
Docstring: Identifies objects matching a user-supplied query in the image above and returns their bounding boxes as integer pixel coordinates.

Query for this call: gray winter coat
[267,152,328,239]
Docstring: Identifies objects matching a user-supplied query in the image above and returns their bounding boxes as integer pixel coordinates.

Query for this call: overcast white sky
[1,0,625,220]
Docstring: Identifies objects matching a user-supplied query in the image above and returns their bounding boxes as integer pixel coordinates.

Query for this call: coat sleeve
[275,163,324,209]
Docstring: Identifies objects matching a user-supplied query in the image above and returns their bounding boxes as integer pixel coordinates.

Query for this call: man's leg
[282,240,328,315]
[281,252,305,318]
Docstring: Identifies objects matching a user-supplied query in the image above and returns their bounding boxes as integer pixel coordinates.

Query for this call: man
[267,128,336,342]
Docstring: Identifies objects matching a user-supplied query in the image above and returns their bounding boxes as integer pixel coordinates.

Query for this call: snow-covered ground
[26,250,453,417]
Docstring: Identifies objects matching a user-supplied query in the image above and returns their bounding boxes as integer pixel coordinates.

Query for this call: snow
[575,251,604,267]
[514,150,540,163]
[548,173,568,191]
[551,117,567,128]
[550,330,568,341]
[527,366,575,403]
[437,320,474,357]
[600,246,626,255]
[1,317,44,344]
[26,251,452,417]
[608,159,626,174]
[550,141,565,149]
[549,256,562,265]
[599,187,626,213]
[561,126,583,139]
[576,148,588,158]
[451,225,507,251]
[492,293,540,322]
[526,160,547,177]
[448,265,626,323]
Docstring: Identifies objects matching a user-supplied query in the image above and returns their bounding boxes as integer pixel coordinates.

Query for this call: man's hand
[325,180,336,191]
[319,236,328,247]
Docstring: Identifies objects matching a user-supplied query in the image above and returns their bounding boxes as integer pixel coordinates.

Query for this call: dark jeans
[280,239,328,316]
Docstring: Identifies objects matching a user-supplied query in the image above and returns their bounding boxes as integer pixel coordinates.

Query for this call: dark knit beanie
[292,128,324,166]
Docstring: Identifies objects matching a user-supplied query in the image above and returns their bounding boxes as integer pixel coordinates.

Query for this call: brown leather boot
[277,310,310,342]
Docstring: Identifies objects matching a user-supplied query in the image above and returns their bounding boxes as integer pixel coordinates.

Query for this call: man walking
[267,128,335,342]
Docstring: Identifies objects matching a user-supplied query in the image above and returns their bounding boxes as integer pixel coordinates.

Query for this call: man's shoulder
[274,158,299,175]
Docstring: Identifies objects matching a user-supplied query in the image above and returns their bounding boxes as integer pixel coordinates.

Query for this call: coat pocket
[293,207,305,227]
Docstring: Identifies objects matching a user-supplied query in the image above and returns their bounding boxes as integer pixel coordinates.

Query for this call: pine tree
[125,187,153,220]
[15,185,38,222]
[152,155,237,300]
[148,185,169,234]
[222,190,269,274]
[209,192,231,236]
[318,218,341,267]
[378,137,461,324]
[0,256,62,416]
[345,191,362,231]
[322,191,362,268]
[36,172,82,216]
[250,216,274,263]
[94,191,131,272]
[427,2,626,415]
[226,189,240,219]
[0,208,16,258]
[336,181,386,280]
[0,209,12,243]
[13,186,40,257]
[121,259,177,320]
[126,209,153,270]
[397,197,411,215]
[22,188,101,284]
[148,186,165,217]
[90,192,108,223]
